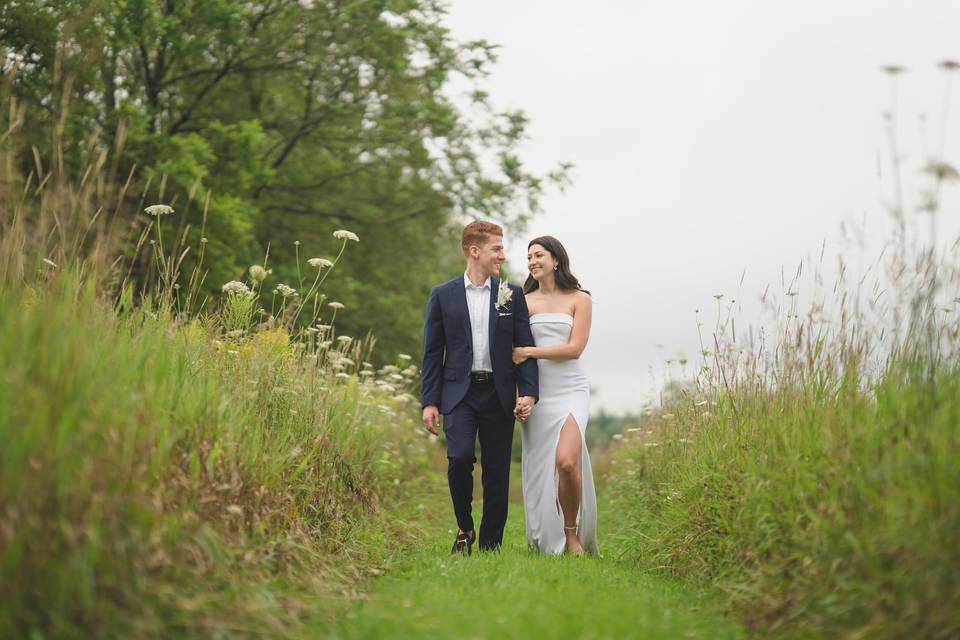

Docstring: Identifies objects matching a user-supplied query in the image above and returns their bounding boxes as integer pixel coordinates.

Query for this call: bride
[512,236,598,556]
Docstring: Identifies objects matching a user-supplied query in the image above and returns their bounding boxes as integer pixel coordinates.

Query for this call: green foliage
[0,0,568,360]
[601,330,960,638]
[0,273,440,637]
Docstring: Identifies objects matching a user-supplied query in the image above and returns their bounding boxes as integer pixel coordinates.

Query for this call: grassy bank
[0,273,440,637]
[600,293,960,636]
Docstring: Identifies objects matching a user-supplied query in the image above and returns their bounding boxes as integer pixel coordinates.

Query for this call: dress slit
[553,413,584,526]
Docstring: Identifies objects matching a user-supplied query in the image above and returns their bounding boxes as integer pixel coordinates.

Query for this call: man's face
[471,234,505,278]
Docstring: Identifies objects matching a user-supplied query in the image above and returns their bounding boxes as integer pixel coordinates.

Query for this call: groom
[421,221,539,554]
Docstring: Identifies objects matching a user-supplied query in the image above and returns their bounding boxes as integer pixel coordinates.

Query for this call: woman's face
[527,244,557,281]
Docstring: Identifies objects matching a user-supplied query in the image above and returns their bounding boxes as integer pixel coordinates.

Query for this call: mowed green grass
[314,503,745,640]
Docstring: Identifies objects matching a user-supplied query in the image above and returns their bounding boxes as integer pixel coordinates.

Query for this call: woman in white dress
[512,236,598,556]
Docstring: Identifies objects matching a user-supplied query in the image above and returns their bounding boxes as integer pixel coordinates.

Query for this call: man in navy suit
[421,221,539,554]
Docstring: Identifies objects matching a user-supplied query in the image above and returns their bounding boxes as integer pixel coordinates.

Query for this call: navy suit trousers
[443,377,515,550]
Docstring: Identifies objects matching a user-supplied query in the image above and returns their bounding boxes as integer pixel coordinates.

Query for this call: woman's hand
[512,346,529,365]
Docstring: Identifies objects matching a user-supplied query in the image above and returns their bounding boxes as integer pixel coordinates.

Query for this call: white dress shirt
[464,272,493,372]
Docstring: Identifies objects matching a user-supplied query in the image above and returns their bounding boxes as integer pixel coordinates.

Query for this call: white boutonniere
[496,278,512,311]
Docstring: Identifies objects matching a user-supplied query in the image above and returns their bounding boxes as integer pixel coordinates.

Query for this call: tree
[1,0,568,358]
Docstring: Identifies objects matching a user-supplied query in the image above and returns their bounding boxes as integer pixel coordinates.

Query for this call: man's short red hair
[461,220,503,257]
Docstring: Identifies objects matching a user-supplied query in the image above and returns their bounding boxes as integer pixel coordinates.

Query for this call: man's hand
[422,405,440,435]
[514,396,535,422]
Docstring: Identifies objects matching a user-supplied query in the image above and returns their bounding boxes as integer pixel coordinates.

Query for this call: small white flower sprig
[143,204,176,296]
[290,228,360,331]
[144,205,174,216]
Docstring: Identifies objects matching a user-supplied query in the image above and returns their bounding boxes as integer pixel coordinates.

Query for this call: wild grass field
[2,49,959,639]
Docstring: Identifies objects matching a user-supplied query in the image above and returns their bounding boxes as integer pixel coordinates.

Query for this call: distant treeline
[0,0,567,359]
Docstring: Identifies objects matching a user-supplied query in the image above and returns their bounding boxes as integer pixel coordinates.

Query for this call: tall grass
[600,64,960,639]
[0,74,440,637]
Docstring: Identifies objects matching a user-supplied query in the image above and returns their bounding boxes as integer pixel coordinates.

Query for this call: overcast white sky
[445,0,960,414]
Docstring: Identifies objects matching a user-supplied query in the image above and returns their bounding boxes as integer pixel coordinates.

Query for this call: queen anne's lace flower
[328,301,345,310]
[144,204,174,216]
[308,257,334,269]
[274,284,298,298]
[222,280,252,296]
[333,229,360,242]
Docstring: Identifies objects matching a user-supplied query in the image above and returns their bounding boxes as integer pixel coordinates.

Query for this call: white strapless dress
[521,313,599,555]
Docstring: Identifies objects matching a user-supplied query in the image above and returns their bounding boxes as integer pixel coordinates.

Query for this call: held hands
[512,346,530,365]
[422,405,440,435]
[514,396,534,422]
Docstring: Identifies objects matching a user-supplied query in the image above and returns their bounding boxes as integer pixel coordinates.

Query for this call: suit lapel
[488,277,499,352]
[455,277,473,353]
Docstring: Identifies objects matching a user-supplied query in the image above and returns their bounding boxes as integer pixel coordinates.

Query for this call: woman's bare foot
[564,526,584,555]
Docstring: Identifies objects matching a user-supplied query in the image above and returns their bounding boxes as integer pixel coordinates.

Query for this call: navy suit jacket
[421,276,539,416]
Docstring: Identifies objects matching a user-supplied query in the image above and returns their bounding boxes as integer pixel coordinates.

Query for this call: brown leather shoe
[451,529,476,555]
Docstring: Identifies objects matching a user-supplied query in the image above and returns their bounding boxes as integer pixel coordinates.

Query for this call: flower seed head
[308,257,335,269]
[249,265,269,282]
[222,280,252,296]
[274,283,298,298]
[333,229,360,242]
[144,204,174,216]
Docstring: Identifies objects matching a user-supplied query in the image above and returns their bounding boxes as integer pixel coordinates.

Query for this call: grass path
[311,492,746,639]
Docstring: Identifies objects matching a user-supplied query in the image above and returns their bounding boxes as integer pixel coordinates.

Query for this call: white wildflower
[339,357,355,367]
[316,324,332,331]
[398,353,412,361]
[144,204,174,216]
[226,329,245,338]
[308,257,335,269]
[360,370,374,376]
[225,505,243,516]
[318,341,332,349]
[333,229,360,242]
[328,301,345,310]
[336,335,352,343]
[222,280,252,296]
[335,372,351,379]
[274,283,298,298]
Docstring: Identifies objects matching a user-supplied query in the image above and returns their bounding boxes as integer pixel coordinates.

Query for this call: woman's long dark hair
[523,236,590,295]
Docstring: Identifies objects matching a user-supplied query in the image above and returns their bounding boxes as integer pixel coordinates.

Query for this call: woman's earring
[554,266,558,271]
